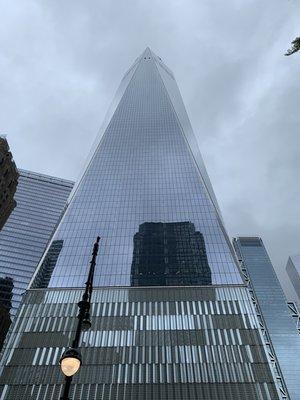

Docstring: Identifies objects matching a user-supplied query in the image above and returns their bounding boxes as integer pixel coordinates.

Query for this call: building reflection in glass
[0,276,13,351]
[130,222,212,287]
[32,240,64,289]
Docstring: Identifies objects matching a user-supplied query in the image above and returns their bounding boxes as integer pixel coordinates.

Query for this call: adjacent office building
[0,170,73,350]
[0,136,19,231]
[0,49,285,399]
[233,237,300,400]
[0,278,13,351]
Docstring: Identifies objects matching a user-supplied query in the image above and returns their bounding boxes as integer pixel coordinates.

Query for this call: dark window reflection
[32,240,64,288]
[0,276,13,351]
[131,222,211,287]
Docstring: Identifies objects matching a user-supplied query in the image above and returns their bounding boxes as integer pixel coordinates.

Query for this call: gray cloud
[1,0,299,296]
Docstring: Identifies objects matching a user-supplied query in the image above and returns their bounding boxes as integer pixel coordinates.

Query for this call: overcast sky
[1,0,299,297]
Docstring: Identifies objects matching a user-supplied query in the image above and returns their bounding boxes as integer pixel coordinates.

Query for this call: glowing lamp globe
[59,348,82,377]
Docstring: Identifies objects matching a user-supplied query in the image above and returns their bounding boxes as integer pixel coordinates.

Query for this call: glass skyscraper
[0,49,285,399]
[233,237,300,400]
[0,170,73,350]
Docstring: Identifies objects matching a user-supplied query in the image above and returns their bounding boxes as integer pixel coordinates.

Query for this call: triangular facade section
[31,48,243,289]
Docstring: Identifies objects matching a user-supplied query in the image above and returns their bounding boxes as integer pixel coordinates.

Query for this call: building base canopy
[0,382,279,400]
[0,286,279,400]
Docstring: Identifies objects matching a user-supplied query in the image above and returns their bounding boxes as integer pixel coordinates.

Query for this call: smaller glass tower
[233,237,300,400]
[0,170,73,350]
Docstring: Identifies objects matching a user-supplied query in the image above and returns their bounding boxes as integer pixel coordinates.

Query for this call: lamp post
[59,236,100,400]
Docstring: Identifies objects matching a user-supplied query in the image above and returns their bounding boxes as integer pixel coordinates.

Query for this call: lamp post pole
[60,236,100,400]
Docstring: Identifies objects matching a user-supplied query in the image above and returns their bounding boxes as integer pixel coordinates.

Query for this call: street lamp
[59,236,100,400]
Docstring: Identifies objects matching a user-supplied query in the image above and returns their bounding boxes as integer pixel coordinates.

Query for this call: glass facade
[30,48,242,290]
[0,287,279,399]
[233,237,300,400]
[0,170,73,348]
